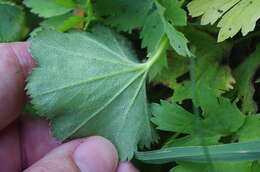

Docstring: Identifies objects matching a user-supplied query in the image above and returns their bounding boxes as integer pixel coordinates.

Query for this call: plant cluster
[1,0,260,171]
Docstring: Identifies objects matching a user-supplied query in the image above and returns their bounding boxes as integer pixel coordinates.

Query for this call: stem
[83,0,94,30]
[145,35,169,70]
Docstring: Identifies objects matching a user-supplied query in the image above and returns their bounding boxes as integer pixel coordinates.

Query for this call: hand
[0,42,139,172]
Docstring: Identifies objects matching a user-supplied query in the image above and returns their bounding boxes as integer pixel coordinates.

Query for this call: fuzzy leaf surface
[27,26,157,160]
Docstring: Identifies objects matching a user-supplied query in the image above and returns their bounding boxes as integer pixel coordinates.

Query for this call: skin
[0,42,139,172]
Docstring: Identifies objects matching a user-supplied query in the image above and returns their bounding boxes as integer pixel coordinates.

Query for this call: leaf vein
[65,70,146,140]
[33,67,143,97]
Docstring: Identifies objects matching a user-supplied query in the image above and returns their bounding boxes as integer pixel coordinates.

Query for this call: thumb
[24,136,118,172]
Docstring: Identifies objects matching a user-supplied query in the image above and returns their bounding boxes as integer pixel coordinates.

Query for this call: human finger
[0,42,35,130]
[24,136,118,172]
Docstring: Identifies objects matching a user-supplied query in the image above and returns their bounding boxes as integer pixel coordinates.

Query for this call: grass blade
[135,141,260,164]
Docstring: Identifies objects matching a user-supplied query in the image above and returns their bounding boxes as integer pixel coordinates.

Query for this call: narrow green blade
[136,141,260,164]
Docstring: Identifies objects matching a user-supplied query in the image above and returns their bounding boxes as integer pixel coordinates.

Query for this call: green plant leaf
[138,2,190,79]
[40,13,84,32]
[234,45,260,114]
[153,51,189,84]
[54,0,77,8]
[151,97,245,146]
[171,162,252,172]
[238,115,260,142]
[252,161,260,172]
[26,26,167,160]
[167,28,234,103]
[153,28,233,99]
[164,135,220,148]
[94,0,153,32]
[94,0,190,58]
[159,0,187,26]
[151,101,196,133]
[0,2,26,42]
[200,96,245,135]
[24,0,72,18]
[140,11,165,55]
[135,141,260,164]
[187,0,260,42]
[73,0,87,5]
[141,1,190,57]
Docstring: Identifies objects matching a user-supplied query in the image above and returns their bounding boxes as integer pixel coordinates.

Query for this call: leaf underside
[26,26,156,160]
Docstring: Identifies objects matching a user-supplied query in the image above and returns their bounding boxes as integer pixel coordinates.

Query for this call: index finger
[0,42,35,130]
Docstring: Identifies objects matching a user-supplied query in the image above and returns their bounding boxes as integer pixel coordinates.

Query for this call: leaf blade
[26,26,156,160]
[136,141,260,164]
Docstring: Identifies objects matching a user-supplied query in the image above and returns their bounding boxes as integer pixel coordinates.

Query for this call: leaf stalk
[145,35,169,70]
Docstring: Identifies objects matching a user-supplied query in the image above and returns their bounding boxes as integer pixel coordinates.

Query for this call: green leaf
[59,16,84,31]
[151,97,245,145]
[151,101,196,133]
[139,11,168,80]
[252,161,260,172]
[201,96,245,135]
[73,0,87,5]
[154,28,233,96]
[95,0,190,58]
[164,22,190,57]
[147,41,168,80]
[41,13,84,32]
[40,13,73,28]
[135,140,260,164]
[94,0,153,32]
[153,52,189,84]
[164,135,220,148]
[54,0,77,8]
[238,115,260,142]
[159,0,187,26]
[234,45,260,114]
[187,0,260,42]
[171,162,252,172]
[171,162,209,172]
[140,11,165,55]
[26,26,169,160]
[141,2,190,57]
[0,2,26,42]
[171,81,191,103]
[167,28,234,103]
[24,0,72,18]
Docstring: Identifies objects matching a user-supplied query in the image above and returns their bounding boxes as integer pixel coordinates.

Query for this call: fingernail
[73,136,118,172]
